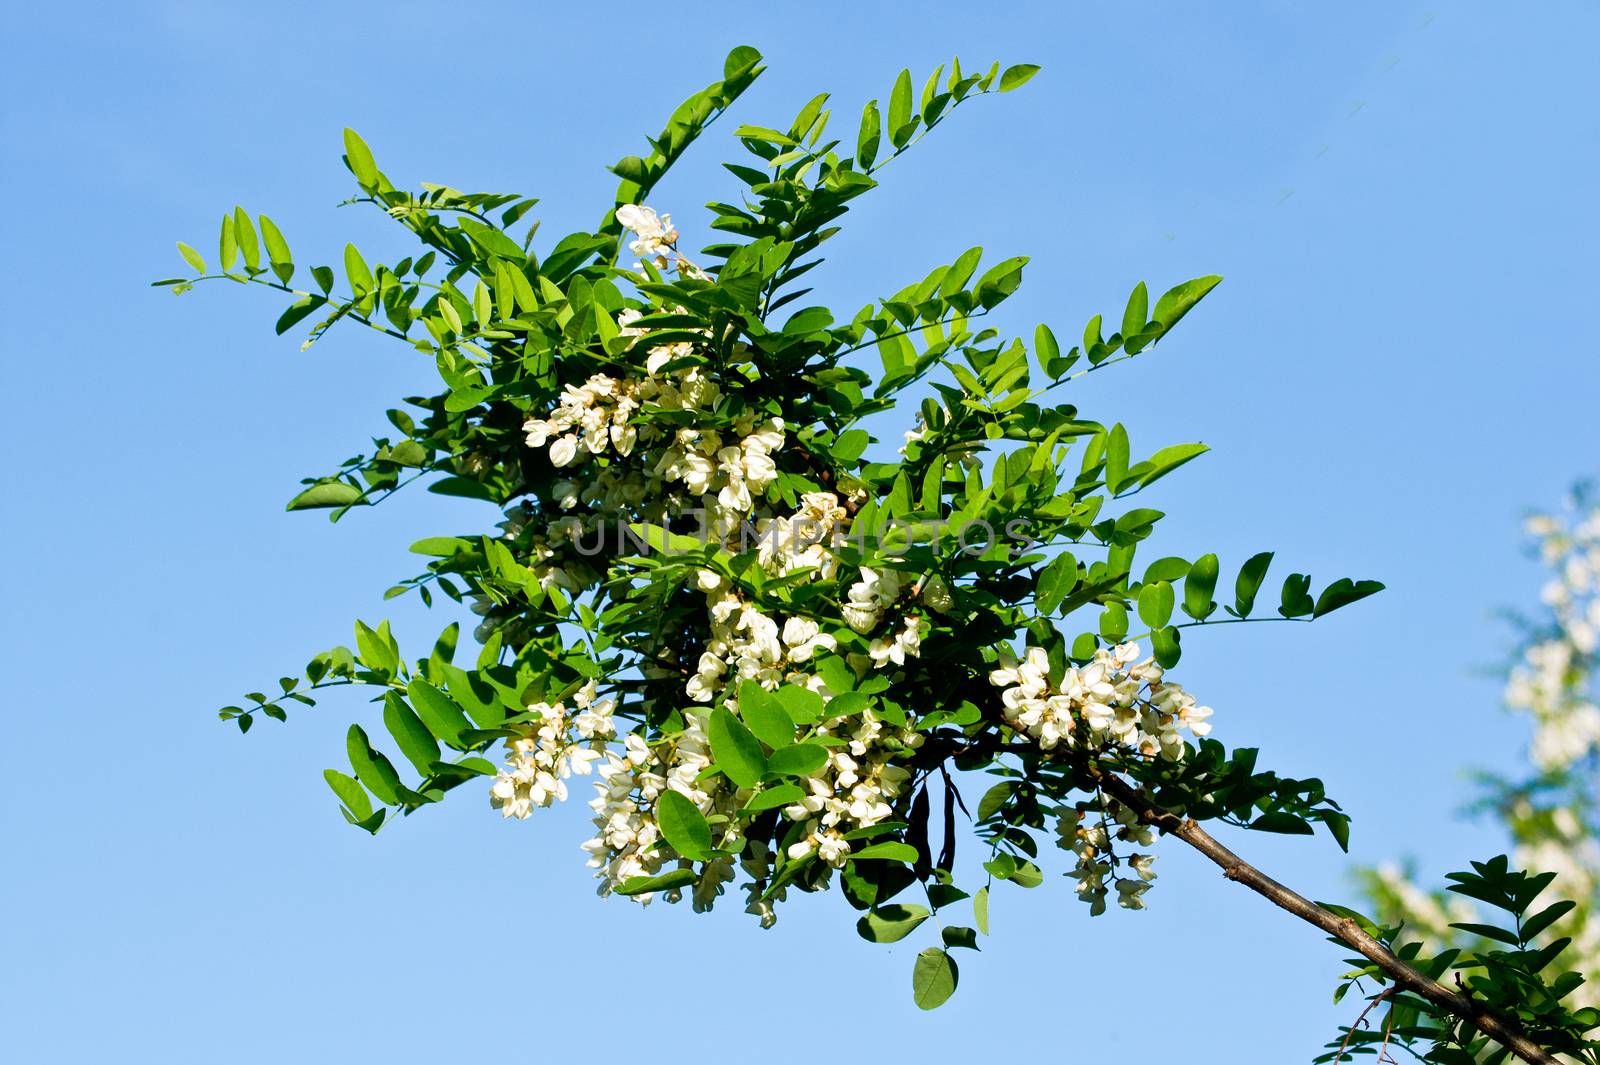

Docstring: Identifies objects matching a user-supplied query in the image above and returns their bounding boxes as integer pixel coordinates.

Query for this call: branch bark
[1092,773,1559,1065]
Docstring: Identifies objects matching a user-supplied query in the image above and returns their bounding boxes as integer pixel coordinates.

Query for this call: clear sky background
[3,2,1597,1062]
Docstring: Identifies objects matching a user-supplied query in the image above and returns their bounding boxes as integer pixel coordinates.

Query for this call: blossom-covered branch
[168,44,1591,1063]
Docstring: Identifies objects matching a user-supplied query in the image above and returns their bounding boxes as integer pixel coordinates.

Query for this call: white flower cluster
[1056,799,1158,915]
[615,204,679,259]
[782,718,923,869]
[670,491,926,894]
[843,566,908,633]
[524,374,642,467]
[754,491,850,579]
[499,227,938,922]
[580,711,749,912]
[490,683,615,819]
[1365,493,1600,1009]
[986,641,1213,915]
[988,642,1212,759]
[1504,500,1600,1005]
[616,203,712,280]
[1508,505,1600,771]
[653,416,784,522]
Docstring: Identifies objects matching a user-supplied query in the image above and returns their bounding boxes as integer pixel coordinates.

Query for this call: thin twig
[1334,987,1396,1064]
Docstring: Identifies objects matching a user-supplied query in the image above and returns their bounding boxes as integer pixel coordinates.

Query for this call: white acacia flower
[868,615,922,668]
[616,203,678,257]
[549,435,578,467]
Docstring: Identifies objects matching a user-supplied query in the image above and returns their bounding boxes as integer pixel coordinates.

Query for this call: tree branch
[1093,772,1560,1065]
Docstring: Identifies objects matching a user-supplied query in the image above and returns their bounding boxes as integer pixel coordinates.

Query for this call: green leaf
[1447,921,1523,947]
[344,243,374,295]
[724,44,762,79]
[974,885,990,934]
[857,99,881,169]
[382,693,441,776]
[998,64,1041,92]
[1007,860,1044,887]
[615,869,697,896]
[218,213,237,272]
[857,903,930,943]
[1099,600,1129,642]
[1035,551,1078,614]
[1279,573,1315,618]
[937,247,981,300]
[1521,899,1578,942]
[345,724,403,806]
[834,429,870,464]
[941,926,980,951]
[775,685,826,724]
[286,480,364,510]
[1250,812,1313,835]
[765,743,829,778]
[708,707,766,788]
[472,281,492,327]
[1233,551,1274,617]
[976,781,1014,821]
[410,536,470,556]
[852,841,919,862]
[1144,556,1192,583]
[1140,443,1208,488]
[888,69,915,148]
[407,679,473,749]
[1324,813,1350,853]
[275,297,325,338]
[1151,275,1223,333]
[1151,625,1182,668]
[232,207,260,272]
[258,216,293,284]
[354,620,399,676]
[1121,281,1148,339]
[739,682,796,749]
[1083,313,1102,354]
[1183,553,1219,621]
[912,947,959,1009]
[440,664,504,728]
[1312,578,1385,618]
[974,255,1028,309]
[1035,322,1075,377]
[343,128,379,188]
[1104,423,1130,493]
[657,789,713,861]
[783,307,834,335]
[1138,580,1175,629]
[176,241,207,274]
[743,783,805,813]
[427,476,498,502]
[323,768,372,820]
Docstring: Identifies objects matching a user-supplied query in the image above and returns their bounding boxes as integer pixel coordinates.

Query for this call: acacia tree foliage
[160,47,1596,1063]
[1357,489,1600,1051]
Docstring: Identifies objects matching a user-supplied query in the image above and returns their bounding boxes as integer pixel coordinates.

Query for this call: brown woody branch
[1092,772,1559,1065]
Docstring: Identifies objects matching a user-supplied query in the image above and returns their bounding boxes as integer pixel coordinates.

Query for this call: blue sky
[3,2,1597,1061]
